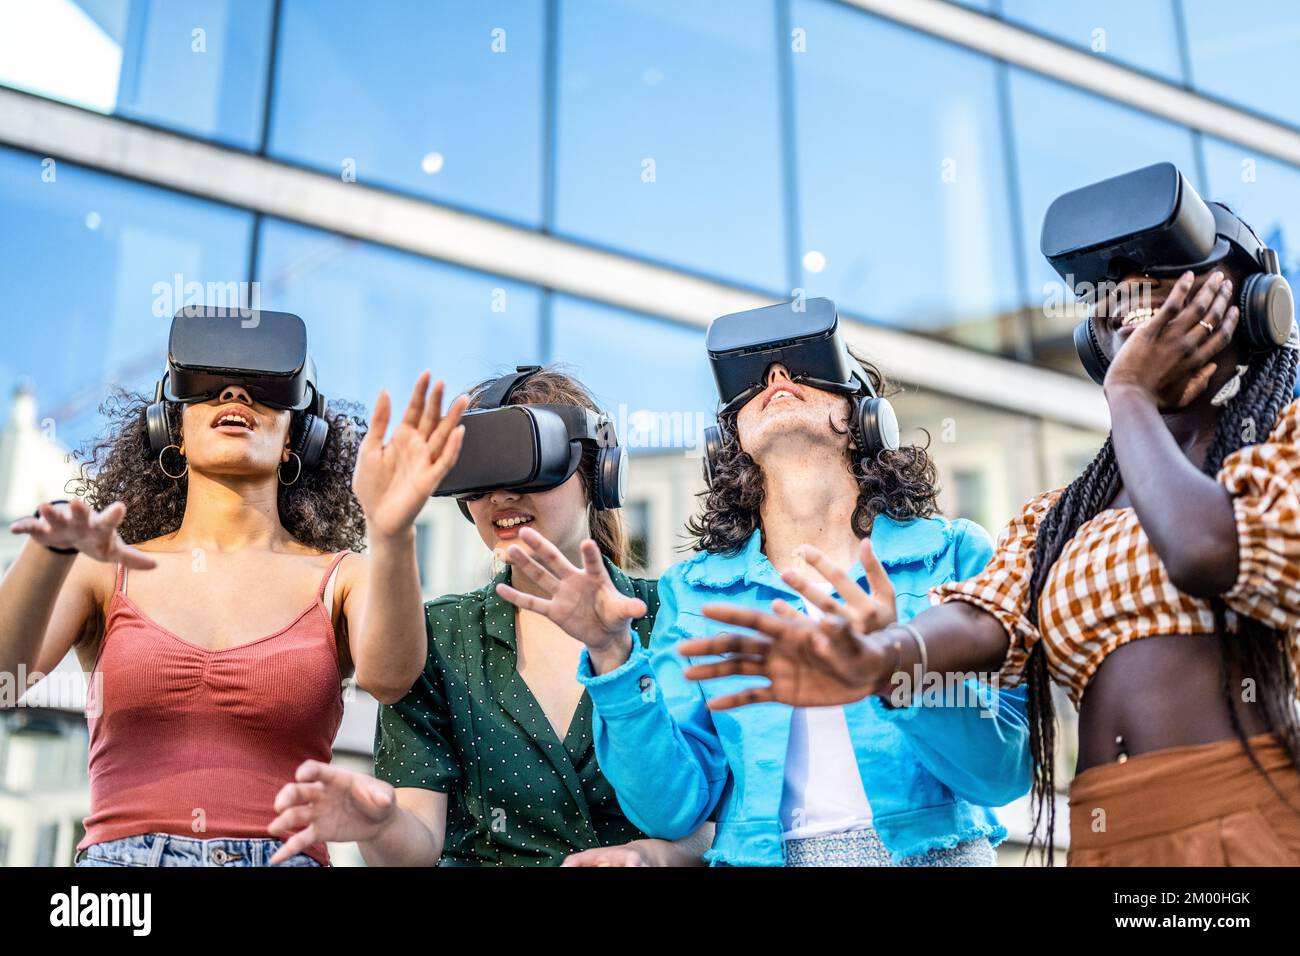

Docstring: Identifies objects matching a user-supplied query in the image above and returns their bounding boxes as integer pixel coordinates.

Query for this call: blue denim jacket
[577,515,1032,866]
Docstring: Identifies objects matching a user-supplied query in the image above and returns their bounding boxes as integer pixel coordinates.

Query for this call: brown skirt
[1067,732,1300,866]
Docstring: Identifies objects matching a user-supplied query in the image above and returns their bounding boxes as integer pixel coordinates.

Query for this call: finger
[579,538,616,586]
[417,379,444,439]
[706,686,777,711]
[1177,362,1218,408]
[1147,271,1195,335]
[400,371,432,430]
[857,536,895,609]
[427,424,465,486]
[37,501,71,529]
[616,596,648,620]
[9,517,49,536]
[503,543,561,593]
[800,545,861,602]
[779,568,843,617]
[771,598,803,619]
[294,758,348,786]
[516,526,579,580]
[112,541,158,571]
[364,389,391,448]
[495,582,553,615]
[677,632,773,658]
[352,776,396,820]
[94,501,127,533]
[1172,270,1226,336]
[427,392,468,458]
[682,657,768,681]
[1192,305,1240,367]
[273,780,326,813]
[267,804,317,838]
[268,825,318,865]
[699,603,793,641]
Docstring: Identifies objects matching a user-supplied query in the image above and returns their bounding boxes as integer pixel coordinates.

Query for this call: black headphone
[1074,206,1296,385]
[456,365,627,521]
[700,365,900,489]
[144,375,330,471]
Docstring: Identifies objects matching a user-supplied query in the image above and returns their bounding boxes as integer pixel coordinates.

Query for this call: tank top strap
[115,563,127,596]
[318,551,352,607]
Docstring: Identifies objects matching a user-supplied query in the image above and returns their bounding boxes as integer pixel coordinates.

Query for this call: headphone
[455,365,627,521]
[700,365,900,489]
[1074,205,1296,386]
[144,374,330,470]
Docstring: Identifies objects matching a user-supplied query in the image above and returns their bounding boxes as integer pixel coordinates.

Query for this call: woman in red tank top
[3,335,466,867]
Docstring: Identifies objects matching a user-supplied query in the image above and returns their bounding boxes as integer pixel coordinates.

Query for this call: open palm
[352,373,467,539]
[495,526,646,651]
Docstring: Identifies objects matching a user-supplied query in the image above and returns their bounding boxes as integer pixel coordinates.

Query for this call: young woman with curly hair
[3,344,466,867]
[685,233,1300,867]
[494,347,1033,866]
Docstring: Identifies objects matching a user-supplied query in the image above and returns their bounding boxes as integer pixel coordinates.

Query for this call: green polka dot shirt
[373,559,661,866]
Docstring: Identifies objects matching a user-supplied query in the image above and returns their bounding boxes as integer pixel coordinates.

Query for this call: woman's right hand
[495,526,646,667]
[268,760,397,864]
[8,500,156,569]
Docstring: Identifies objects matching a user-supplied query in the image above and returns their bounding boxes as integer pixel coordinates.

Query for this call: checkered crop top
[933,399,1300,707]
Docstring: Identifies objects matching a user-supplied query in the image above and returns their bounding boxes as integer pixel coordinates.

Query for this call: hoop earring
[279,452,303,487]
[158,444,188,480]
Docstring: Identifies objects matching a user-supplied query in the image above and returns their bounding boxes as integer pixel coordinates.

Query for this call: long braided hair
[1021,342,1300,862]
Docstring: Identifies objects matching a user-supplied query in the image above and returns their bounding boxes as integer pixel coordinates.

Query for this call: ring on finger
[1198,319,1215,333]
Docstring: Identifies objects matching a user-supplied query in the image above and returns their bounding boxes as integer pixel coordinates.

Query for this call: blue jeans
[74,833,323,868]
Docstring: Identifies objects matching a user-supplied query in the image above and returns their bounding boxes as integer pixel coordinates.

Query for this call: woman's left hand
[560,843,652,867]
[1103,269,1240,411]
[352,372,467,539]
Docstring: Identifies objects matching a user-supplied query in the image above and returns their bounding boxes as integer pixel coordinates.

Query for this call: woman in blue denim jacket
[497,356,1032,866]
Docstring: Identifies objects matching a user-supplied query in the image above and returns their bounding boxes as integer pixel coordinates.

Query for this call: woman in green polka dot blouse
[268,367,713,866]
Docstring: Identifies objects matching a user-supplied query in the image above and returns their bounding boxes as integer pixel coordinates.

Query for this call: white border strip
[0,87,1109,429]
[844,0,1300,166]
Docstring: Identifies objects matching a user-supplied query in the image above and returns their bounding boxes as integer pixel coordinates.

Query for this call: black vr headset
[700,297,900,487]
[144,307,330,469]
[1042,162,1296,385]
[433,365,627,521]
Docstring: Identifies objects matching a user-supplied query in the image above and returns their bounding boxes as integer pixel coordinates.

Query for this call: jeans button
[211,848,229,865]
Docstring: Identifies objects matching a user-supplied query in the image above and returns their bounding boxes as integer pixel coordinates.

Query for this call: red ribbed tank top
[78,552,349,865]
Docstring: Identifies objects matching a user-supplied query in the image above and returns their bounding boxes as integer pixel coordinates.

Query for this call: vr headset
[144,307,330,469]
[1042,162,1296,385]
[700,297,900,487]
[433,365,627,521]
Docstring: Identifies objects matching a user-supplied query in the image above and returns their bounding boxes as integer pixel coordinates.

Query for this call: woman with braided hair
[682,245,1300,865]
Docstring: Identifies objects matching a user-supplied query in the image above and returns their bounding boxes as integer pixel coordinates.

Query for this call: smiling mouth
[493,515,534,530]
[213,411,254,430]
[1120,307,1157,329]
[764,387,802,408]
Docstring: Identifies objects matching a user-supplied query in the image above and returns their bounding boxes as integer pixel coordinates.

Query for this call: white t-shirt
[778,586,874,840]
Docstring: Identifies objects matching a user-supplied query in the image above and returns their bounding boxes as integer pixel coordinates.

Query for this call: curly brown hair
[686,351,940,553]
[70,388,369,552]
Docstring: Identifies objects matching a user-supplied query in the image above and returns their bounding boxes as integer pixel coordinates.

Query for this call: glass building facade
[4,0,1300,864]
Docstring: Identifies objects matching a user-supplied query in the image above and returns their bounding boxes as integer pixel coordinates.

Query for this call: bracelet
[886,622,928,705]
[34,500,78,555]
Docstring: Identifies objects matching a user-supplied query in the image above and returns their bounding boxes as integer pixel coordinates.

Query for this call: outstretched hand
[9,499,156,570]
[353,372,467,539]
[268,760,397,864]
[680,603,892,710]
[495,526,646,656]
